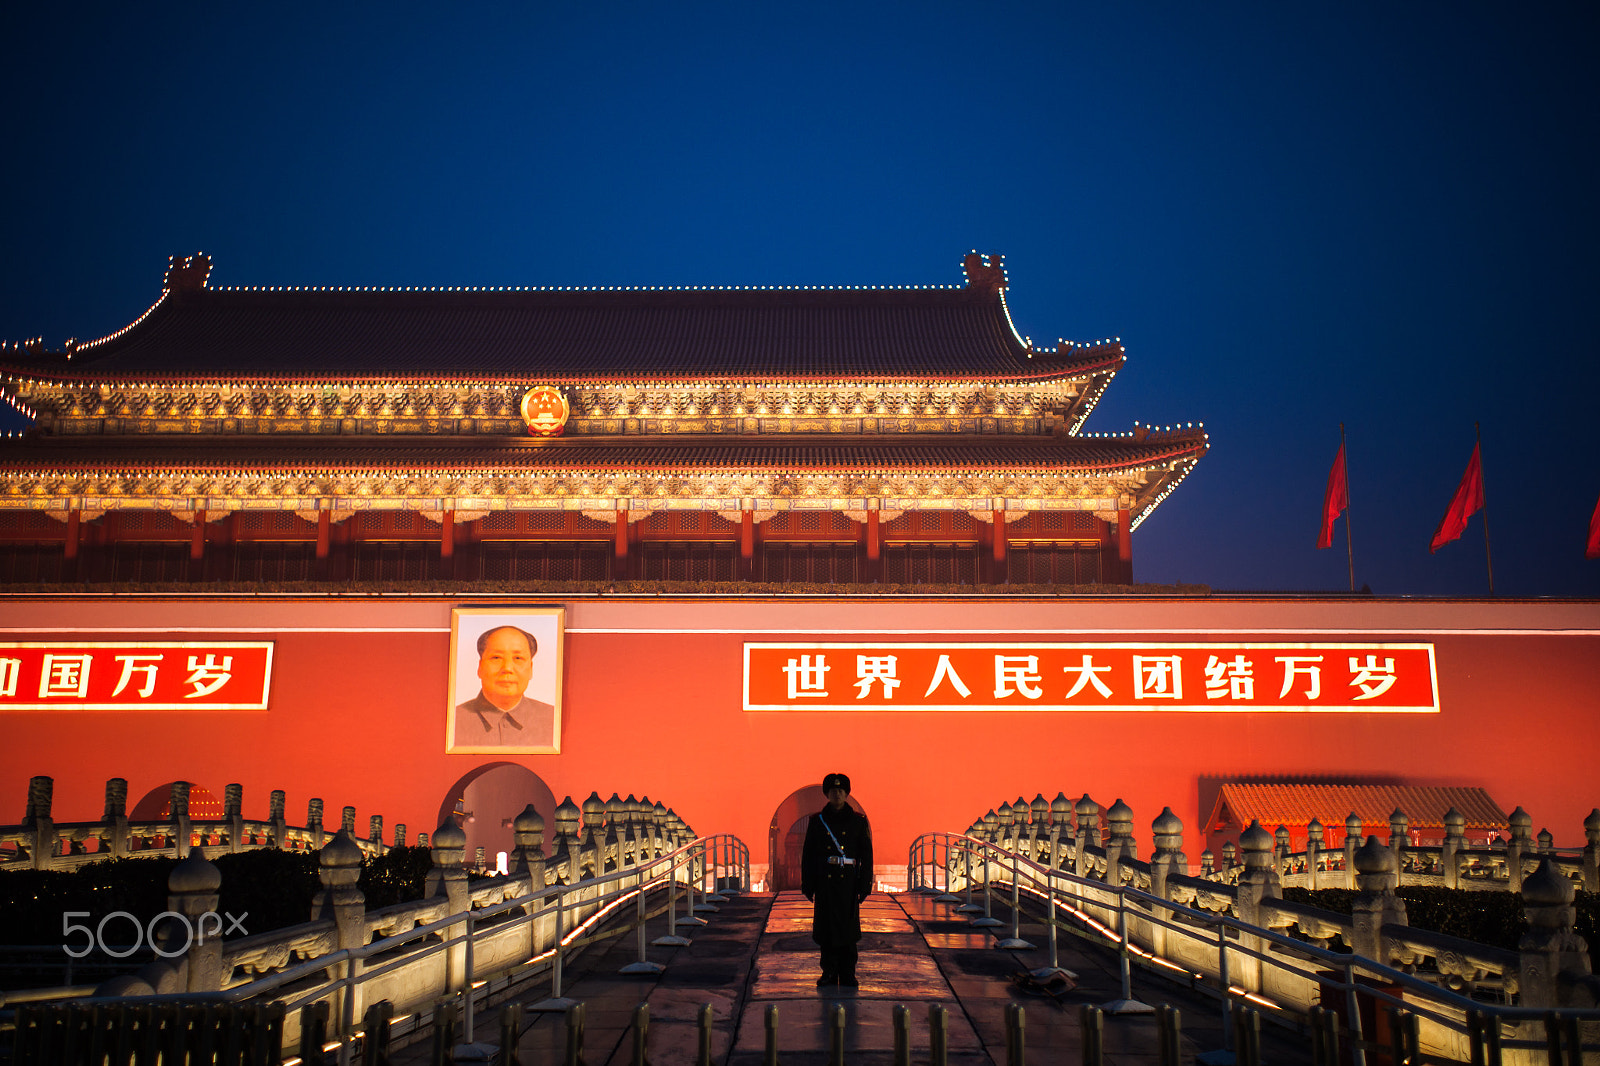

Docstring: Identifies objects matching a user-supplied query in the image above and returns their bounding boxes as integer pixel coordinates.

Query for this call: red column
[1117,508,1133,584]
[740,508,754,580]
[316,510,331,559]
[866,509,881,584]
[63,508,81,560]
[190,510,206,561]
[614,509,630,580]
[991,509,1008,585]
[440,509,455,558]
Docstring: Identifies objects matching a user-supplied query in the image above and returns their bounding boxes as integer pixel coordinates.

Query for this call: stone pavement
[395,888,1316,1065]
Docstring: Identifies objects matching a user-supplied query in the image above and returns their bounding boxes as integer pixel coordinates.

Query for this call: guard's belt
[827,856,857,866]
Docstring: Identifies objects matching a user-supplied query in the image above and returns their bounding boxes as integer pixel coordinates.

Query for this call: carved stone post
[1516,857,1593,1009]
[425,821,469,991]
[1074,795,1100,875]
[1274,825,1292,878]
[1221,841,1236,875]
[981,808,999,843]
[1150,809,1184,899]
[167,854,224,992]
[1507,807,1533,891]
[368,815,383,850]
[1149,808,1185,958]
[1234,821,1279,994]
[269,789,287,849]
[1388,808,1409,878]
[224,783,244,853]
[424,820,468,906]
[996,801,1015,848]
[1049,792,1072,869]
[552,797,581,884]
[1441,808,1466,889]
[1200,849,1215,878]
[1343,814,1362,889]
[314,830,368,949]
[307,798,326,851]
[1105,799,1135,881]
[1306,819,1324,891]
[1350,836,1407,965]
[24,776,57,870]
[604,793,624,872]
[1028,794,1049,861]
[169,782,192,858]
[103,777,130,860]
[652,800,670,856]
[581,792,605,879]
[341,805,357,835]
[513,805,546,880]
[1582,809,1600,893]
[395,823,407,847]
[1235,821,1280,926]
[1537,828,1554,855]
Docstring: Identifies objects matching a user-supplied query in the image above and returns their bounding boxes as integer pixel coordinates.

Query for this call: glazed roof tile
[34,285,1121,382]
[1213,783,1507,832]
[0,432,1206,475]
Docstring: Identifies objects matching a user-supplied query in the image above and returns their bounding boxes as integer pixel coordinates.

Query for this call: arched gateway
[438,763,556,873]
[767,784,867,891]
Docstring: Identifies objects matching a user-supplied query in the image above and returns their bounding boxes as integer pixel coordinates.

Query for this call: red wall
[2,595,1596,880]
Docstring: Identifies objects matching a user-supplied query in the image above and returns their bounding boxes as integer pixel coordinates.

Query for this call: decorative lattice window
[482,512,516,532]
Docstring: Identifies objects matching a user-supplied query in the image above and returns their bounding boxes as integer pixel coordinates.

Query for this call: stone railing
[0,775,398,871]
[965,792,1600,894]
[62,793,725,1052]
[914,819,1600,1066]
[928,793,1600,1011]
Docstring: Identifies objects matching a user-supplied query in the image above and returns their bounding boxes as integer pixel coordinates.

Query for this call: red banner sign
[744,643,1438,712]
[0,642,274,711]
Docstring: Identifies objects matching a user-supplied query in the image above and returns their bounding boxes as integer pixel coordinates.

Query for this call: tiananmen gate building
[1,253,1595,887]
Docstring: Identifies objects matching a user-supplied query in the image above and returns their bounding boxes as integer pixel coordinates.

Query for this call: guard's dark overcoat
[800,804,873,947]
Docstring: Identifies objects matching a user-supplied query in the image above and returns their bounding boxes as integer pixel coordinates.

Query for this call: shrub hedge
[1281,886,1600,969]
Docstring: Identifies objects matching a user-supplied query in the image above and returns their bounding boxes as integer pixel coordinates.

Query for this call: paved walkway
[396,888,1315,1065]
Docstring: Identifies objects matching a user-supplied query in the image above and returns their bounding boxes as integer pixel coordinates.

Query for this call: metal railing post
[971,843,1002,928]
[1217,919,1233,1053]
[1102,886,1150,1013]
[1343,957,1367,1066]
[463,911,475,1044]
[957,838,981,913]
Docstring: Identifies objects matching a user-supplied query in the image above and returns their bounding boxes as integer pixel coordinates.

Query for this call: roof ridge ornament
[165,253,212,293]
[962,252,1006,294]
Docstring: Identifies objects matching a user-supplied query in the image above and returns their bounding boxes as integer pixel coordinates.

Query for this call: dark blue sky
[3,5,1596,596]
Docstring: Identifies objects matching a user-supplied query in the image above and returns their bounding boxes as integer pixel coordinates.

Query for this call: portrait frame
[446,606,565,754]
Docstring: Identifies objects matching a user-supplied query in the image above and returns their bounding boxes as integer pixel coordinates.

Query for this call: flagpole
[1339,423,1355,592]
[1477,422,1494,596]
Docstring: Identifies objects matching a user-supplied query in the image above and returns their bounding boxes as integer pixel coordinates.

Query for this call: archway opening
[766,785,866,891]
[131,781,222,820]
[437,763,557,874]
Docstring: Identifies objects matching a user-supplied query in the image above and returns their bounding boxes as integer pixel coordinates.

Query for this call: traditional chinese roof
[1210,783,1507,833]
[1,253,1122,385]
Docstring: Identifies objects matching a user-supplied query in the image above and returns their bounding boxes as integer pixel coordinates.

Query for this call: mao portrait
[446,607,564,754]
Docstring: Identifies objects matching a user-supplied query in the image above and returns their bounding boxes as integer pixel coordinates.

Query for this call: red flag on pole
[1587,490,1600,560]
[1317,441,1347,550]
[1430,442,1486,553]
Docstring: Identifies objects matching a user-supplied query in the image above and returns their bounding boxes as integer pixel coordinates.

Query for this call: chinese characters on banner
[0,643,273,710]
[744,643,1438,712]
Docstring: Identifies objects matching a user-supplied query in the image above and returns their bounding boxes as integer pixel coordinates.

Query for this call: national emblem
[520,386,570,437]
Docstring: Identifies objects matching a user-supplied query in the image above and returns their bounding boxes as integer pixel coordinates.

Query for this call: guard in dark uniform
[800,772,873,987]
